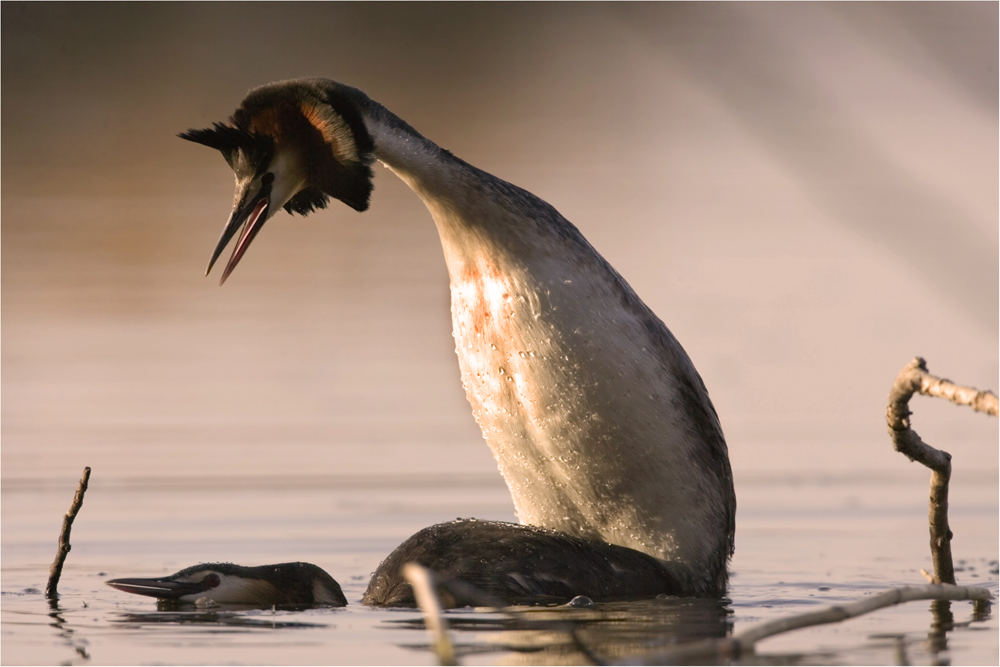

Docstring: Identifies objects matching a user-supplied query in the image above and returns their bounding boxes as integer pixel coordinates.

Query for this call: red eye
[202,573,221,589]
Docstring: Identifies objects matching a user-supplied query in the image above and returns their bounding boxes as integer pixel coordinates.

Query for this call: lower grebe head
[106,561,347,608]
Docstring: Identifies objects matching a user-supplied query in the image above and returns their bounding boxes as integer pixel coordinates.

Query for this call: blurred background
[3,2,997,523]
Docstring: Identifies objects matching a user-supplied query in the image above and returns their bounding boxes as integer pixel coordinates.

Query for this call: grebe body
[181,78,735,604]
[363,519,681,607]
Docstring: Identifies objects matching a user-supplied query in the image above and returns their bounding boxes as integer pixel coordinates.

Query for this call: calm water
[2,466,996,665]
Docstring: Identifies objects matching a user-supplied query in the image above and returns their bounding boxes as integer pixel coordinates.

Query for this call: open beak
[207,180,272,285]
[106,576,210,600]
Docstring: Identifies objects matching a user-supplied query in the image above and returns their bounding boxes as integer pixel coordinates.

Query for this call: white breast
[439,211,722,569]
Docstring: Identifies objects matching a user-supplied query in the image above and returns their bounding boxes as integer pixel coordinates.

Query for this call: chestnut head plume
[180,79,375,282]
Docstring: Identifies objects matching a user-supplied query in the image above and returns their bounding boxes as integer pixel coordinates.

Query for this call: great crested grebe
[106,562,347,607]
[181,78,735,606]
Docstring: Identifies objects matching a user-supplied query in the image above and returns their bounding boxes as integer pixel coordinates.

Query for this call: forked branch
[885,357,997,584]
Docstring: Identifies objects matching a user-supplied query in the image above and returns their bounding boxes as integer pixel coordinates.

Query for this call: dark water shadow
[106,596,344,629]
[922,597,994,663]
[46,596,92,661]
[383,595,733,665]
[107,599,339,629]
[108,608,332,630]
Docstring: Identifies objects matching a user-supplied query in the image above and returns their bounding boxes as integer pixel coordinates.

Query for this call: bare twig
[403,562,457,666]
[628,584,993,664]
[885,357,997,584]
[911,361,998,416]
[733,584,991,648]
[45,467,91,599]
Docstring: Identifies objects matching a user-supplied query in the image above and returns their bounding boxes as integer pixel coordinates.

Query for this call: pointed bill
[106,576,206,600]
[206,180,272,284]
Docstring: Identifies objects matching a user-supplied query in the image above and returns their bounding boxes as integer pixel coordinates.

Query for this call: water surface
[2,466,996,665]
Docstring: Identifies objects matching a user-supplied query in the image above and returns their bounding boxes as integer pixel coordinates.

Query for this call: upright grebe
[181,78,735,606]
[106,562,347,607]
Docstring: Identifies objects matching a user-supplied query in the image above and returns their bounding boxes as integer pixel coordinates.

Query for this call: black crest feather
[178,123,273,170]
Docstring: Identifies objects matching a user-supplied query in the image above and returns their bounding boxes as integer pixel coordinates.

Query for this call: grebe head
[180,80,375,283]
[106,561,347,607]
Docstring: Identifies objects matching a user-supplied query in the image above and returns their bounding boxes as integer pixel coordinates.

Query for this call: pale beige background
[3,3,997,505]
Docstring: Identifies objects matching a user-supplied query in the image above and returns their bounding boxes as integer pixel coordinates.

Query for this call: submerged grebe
[106,562,347,607]
[181,78,735,606]
[362,519,686,607]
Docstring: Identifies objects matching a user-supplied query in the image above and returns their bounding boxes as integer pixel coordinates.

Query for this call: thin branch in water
[885,357,997,584]
[628,584,993,664]
[733,583,991,649]
[403,562,458,666]
[45,467,92,600]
